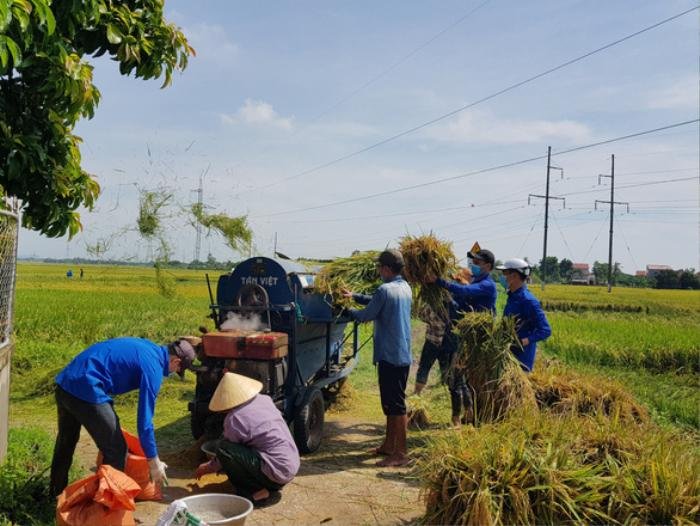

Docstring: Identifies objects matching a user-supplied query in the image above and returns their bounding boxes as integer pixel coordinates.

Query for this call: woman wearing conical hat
[194,372,300,504]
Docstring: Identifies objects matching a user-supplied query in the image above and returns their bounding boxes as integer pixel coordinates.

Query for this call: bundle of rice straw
[453,312,536,423]
[314,251,382,308]
[407,394,430,430]
[530,365,647,423]
[399,234,458,318]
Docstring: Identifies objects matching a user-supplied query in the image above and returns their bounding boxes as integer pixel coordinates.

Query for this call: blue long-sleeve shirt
[503,286,551,371]
[436,272,497,314]
[55,337,169,458]
[349,276,412,367]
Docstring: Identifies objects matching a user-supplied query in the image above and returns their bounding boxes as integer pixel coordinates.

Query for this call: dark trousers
[415,340,450,385]
[50,386,127,497]
[216,440,283,498]
[441,331,473,418]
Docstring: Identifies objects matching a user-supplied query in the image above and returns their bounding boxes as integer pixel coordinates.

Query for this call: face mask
[470,263,481,277]
[499,274,508,290]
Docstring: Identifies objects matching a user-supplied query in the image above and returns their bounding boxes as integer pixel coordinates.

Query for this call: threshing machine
[188,257,364,453]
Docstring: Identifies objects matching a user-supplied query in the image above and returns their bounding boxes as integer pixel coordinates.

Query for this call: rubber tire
[293,387,325,454]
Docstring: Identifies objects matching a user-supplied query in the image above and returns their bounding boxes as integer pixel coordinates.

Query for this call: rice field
[6,262,700,524]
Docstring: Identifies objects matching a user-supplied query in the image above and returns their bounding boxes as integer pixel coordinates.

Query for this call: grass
[0,427,82,525]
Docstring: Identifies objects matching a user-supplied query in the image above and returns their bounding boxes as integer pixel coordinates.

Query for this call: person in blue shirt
[49,337,198,497]
[427,249,497,426]
[496,258,552,371]
[342,249,412,468]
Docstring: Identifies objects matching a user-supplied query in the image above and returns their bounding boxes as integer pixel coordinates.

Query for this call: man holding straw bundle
[342,249,412,468]
[427,249,497,426]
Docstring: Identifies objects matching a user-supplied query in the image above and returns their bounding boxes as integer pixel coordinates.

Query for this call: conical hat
[209,372,263,412]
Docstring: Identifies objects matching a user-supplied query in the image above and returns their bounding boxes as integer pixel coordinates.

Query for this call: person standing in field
[413,267,472,396]
[427,249,497,426]
[195,372,300,504]
[496,258,551,371]
[49,337,198,497]
[342,249,412,467]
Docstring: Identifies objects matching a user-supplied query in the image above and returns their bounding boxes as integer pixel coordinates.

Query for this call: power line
[255,119,699,218]
[560,176,696,197]
[241,5,698,194]
[230,1,492,173]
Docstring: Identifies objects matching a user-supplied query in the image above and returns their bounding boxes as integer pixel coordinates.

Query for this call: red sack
[96,428,162,501]
[56,465,141,526]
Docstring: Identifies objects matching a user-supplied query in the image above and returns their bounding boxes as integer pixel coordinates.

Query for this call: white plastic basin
[176,493,253,526]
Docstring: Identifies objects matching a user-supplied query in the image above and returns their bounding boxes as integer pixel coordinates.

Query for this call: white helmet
[496,258,531,276]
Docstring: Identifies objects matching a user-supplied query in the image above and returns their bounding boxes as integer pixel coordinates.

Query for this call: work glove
[148,457,169,486]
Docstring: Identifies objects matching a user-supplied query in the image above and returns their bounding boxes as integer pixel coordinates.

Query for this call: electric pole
[595,154,629,293]
[528,146,565,290]
[192,164,210,262]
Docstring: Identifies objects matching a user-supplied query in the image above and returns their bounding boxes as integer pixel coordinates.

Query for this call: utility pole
[595,155,629,293]
[273,232,278,256]
[192,164,210,262]
[528,146,565,290]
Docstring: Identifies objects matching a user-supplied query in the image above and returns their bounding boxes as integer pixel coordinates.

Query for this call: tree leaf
[106,23,122,44]
[0,2,12,32]
[4,36,21,65]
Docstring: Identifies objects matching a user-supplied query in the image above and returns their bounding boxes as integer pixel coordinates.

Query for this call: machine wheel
[293,387,325,454]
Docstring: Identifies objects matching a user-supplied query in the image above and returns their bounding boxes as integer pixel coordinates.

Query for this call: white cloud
[427,110,592,145]
[647,75,699,110]
[221,99,294,130]
[181,22,239,65]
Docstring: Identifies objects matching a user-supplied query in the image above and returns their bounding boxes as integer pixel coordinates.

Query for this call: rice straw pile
[399,234,458,318]
[453,312,536,423]
[407,394,431,430]
[314,251,382,308]
[418,410,700,526]
[530,365,648,423]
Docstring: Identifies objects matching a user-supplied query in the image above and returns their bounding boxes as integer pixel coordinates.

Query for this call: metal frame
[207,299,361,422]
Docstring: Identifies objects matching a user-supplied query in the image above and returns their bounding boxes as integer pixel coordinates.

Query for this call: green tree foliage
[678,269,700,290]
[652,269,699,290]
[593,260,622,285]
[559,258,573,282]
[537,255,560,283]
[0,0,193,237]
[651,269,680,290]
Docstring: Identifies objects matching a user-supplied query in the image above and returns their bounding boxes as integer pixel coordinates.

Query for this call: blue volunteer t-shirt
[55,337,169,458]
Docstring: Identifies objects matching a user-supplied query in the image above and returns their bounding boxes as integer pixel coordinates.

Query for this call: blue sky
[20,0,699,273]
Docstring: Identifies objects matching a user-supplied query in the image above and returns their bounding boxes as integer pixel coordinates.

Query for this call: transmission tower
[192,164,210,262]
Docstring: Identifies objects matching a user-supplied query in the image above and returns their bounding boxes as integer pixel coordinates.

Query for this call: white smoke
[220,312,267,332]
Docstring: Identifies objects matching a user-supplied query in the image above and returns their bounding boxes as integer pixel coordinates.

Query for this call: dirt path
[75,416,424,525]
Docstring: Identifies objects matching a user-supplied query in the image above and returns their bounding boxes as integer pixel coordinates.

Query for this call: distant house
[571,263,594,285]
[646,264,674,280]
[635,270,647,278]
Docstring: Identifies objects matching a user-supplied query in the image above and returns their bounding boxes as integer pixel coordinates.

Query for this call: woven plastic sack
[97,428,162,501]
[56,464,141,526]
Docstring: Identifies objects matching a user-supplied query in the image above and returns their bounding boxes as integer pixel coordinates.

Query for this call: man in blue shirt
[496,258,552,371]
[427,249,497,426]
[343,249,412,468]
[49,337,197,497]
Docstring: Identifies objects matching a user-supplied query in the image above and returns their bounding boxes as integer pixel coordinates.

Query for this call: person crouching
[195,372,300,504]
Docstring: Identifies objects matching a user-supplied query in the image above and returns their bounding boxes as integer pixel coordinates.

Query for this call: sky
[19,0,700,273]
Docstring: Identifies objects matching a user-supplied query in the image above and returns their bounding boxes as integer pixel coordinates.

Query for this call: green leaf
[106,23,122,44]
[4,36,20,65]
[0,2,12,32]
[0,42,7,69]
